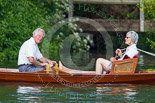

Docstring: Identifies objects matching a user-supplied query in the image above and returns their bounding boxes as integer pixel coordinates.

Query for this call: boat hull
[0,69,155,85]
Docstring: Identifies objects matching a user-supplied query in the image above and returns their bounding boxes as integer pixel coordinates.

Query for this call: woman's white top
[118,44,138,60]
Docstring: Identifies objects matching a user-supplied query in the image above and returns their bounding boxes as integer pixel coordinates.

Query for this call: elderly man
[18,28,56,72]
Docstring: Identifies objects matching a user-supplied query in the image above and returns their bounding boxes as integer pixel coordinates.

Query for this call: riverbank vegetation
[0,0,91,61]
[0,0,154,61]
[138,0,155,51]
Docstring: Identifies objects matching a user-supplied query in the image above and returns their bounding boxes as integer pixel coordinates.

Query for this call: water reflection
[137,52,155,71]
[17,86,42,94]
[15,84,138,101]
[0,83,154,102]
[17,86,42,101]
[60,52,95,70]
[95,84,137,101]
[138,55,144,65]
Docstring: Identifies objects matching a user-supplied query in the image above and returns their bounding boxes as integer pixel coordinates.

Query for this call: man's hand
[39,63,48,67]
[47,60,57,64]
[39,57,57,65]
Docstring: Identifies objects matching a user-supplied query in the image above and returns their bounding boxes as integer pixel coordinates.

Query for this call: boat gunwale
[0,69,155,77]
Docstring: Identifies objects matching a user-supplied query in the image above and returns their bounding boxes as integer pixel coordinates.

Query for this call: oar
[45,64,53,73]
[53,63,73,76]
[45,63,73,76]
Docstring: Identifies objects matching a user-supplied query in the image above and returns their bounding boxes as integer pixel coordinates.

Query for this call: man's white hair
[126,31,139,44]
[32,28,45,37]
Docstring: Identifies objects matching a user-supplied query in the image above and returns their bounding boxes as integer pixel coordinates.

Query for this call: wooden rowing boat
[0,58,155,85]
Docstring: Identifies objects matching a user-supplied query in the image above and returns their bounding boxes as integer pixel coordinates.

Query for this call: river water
[0,52,155,102]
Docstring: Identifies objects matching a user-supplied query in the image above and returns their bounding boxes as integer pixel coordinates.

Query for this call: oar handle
[53,64,73,76]
[45,63,73,76]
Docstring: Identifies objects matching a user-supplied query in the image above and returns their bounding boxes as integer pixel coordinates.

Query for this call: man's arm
[28,57,47,66]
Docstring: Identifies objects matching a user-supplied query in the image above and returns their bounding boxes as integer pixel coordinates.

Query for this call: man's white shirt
[18,37,43,65]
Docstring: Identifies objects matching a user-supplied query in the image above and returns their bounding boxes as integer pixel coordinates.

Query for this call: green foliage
[138,32,155,52]
[0,0,89,61]
[0,0,154,62]
[146,69,155,71]
[137,0,155,52]
[72,35,91,52]
[138,0,155,20]
[146,31,155,52]
[0,0,52,61]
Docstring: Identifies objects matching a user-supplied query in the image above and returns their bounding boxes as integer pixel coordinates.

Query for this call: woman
[96,31,139,74]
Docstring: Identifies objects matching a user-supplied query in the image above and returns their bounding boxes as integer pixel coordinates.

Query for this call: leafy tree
[138,0,155,52]
[0,0,91,61]
[0,0,52,61]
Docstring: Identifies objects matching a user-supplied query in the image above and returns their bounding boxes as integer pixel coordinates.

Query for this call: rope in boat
[116,48,155,57]
[117,38,155,57]
[137,48,155,57]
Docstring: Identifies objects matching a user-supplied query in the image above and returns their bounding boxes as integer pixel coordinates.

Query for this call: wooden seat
[109,58,138,74]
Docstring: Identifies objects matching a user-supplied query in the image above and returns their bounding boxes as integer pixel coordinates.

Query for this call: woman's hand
[115,49,122,57]
[110,57,116,62]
